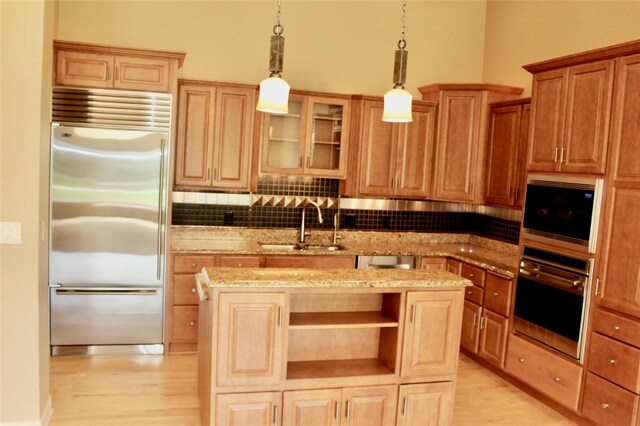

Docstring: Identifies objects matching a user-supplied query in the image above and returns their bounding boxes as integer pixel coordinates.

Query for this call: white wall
[0,0,54,423]
[483,0,640,95]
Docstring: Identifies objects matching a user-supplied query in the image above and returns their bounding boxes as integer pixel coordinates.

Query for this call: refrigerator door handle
[156,138,166,280]
[54,288,158,296]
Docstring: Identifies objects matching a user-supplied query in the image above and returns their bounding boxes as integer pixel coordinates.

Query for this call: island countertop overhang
[199,267,473,289]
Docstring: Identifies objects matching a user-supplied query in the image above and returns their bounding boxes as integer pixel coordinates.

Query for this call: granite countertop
[201,267,473,289]
[173,227,519,278]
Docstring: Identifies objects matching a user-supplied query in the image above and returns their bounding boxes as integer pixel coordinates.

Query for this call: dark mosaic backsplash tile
[256,175,339,197]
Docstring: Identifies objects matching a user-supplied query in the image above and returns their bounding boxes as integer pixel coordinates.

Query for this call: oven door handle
[519,269,585,293]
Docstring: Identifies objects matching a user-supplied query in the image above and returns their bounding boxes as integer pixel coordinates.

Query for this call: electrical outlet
[0,222,22,244]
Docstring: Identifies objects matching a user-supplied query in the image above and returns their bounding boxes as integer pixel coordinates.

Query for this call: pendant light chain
[399,0,407,49]
[274,0,283,35]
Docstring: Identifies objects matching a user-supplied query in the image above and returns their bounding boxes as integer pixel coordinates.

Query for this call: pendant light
[256,0,290,115]
[383,0,413,122]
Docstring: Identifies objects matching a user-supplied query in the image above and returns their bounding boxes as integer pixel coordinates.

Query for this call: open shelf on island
[287,358,395,380]
[289,311,399,330]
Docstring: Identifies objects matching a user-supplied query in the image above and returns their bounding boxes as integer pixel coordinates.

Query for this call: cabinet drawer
[588,333,640,393]
[593,308,640,348]
[446,259,462,275]
[171,306,198,342]
[506,334,582,410]
[173,255,217,273]
[483,273,513,317]
[264,255,355,269]
[461,264,486,287]
[464,285,484,305]
[219,255,262,268]
[582,372,639,426]
[173,274,200,305]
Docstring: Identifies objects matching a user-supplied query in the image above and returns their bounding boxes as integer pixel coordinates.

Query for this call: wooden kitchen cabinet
[446,258,462,275]
[460,263,486,287]
[419,257,446,271]
[217,292,287,387]
[401,291,463,379]
[339,97,437,199]
[419,84,523,203]
[264,255,355,269]
[174,80,255,190]
[396,382,455,426]
[484,99,530,208]
[216,392,281,426]
[260,93,350,178]
[524,59,614,174]
[54,40,184,93]
[460,300,482,353]
[282,386,397,426]
[582,372,640,426]
[478,310,509,369]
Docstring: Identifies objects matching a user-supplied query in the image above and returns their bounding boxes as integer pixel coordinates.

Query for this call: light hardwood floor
[50,353,576,425]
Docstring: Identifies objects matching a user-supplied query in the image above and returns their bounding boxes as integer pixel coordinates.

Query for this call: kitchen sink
[259,243,347,251]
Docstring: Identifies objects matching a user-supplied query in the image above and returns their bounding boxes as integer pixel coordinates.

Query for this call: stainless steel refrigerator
[49,87,171,355]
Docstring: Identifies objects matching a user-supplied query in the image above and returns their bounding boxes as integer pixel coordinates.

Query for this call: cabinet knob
[612,325,620,331]
[469,274,475,278]
[238,263,242,267]
[189,321,195,327]
[191,288,196,293]
[518,358,525,363]
[608,359,616,365]
[554,377,561,382]
[191,263,197,268]
[467,291,473,295]
[492,292,499,297]
[602,403,609,409]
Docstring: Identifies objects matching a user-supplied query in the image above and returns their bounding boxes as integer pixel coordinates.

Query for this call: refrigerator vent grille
[52,87,172,130]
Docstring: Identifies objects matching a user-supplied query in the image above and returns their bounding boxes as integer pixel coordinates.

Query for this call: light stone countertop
[201,267,473,289]
[173,226,519,278]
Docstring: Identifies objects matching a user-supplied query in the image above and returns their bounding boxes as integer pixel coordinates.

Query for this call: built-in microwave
[522,174,604,253]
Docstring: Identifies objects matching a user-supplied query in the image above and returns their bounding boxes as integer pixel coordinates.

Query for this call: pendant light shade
[383,0,412,123]
[257,0,290,115]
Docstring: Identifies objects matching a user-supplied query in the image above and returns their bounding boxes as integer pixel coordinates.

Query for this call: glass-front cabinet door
[260,94,350,178]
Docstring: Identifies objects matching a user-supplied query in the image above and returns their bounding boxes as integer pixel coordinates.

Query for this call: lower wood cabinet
[283,385,397,426]
[396,382,455,426]
[419,257,446,270]
[264,255,356,269]
[505,334,583,411]
[216,391,281,426]
[582,372,640,426]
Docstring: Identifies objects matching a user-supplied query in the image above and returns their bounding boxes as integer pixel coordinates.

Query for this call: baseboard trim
[41,395,52,426]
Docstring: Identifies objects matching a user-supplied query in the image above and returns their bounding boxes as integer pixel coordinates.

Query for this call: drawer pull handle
[554,377,561,382]
[612,325,620,331]
[191,288,196,293]
[469,274,475,278]
[492,292,499,296]
[602,403,609,409]
[467,291,473,295]
[189,321,195,326]
[191,263,197,268]
[518,358,525,363]
[608,359,616,365]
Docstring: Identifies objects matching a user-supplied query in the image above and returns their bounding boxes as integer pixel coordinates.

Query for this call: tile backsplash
[172,176,522,244]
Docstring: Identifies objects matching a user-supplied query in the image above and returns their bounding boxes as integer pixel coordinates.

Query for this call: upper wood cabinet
[419,84,523,204]
[217,292,286,387]
[339,97,437,199]
[174,80,256,191]
[53,40,185,93]
[259,93,351,178]
[484,99,531,208]
[524,59,614,174]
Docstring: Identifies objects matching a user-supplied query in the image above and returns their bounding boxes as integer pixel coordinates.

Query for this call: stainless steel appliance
[356,255,417,269]
[522,174,604,253]
[49,87,171,355]
[513,245,593,362]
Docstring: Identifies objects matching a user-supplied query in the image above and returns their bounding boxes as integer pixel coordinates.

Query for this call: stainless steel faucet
[299,201,323,243]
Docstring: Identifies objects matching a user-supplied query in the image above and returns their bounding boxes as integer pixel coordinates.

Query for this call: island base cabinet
[283,385,397,426]
[216,392,281,426]
[396,382,454,426]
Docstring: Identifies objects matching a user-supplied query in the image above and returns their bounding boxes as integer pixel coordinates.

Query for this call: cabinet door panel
[483,273,513,317]
[175,85,216,186]
[582,372,639,426]
[561,60,614,174]
[433,92,482,202]
[171,306,198,342]
[401,291,463,378]
[359,102,397,196]
[484,105,521,206]
[283,389,340,426]
[396,383,454,426]
[216,392,281,426]
[306,98,350,177]
[262,97,306,174]
[396,104,436,198]
[55,50,113,88]
[114,56,170,92]
[527,69,566,172]
[173,274,200,305]
[217,293,286,386]
[460,301,481,353]
[478,310,508,369]
[342,385,397,426]
[214,87,255,188]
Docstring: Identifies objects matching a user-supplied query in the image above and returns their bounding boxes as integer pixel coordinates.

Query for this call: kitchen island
[196,267,471,426]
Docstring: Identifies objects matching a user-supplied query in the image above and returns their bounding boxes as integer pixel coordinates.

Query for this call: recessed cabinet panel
[56,50,113,88]
[342,385,397,426]
[216,392,281,426]
[114,56,170,92]
[611,53,640,183]
[396,382,454,426]
[283,389,341,426]
[359,102,396,196]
